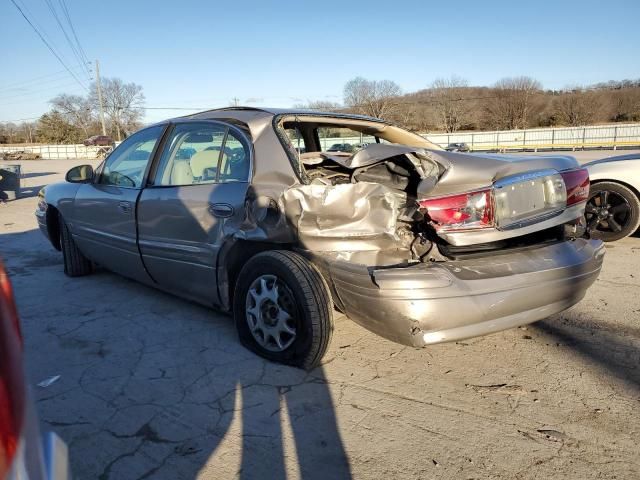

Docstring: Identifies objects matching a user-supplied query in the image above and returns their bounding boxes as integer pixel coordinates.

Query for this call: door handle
[208,203,234,218]
[118,201,132,214]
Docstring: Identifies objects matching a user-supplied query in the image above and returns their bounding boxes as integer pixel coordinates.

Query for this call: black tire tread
[59,213,92,277]
[234,250,333,370]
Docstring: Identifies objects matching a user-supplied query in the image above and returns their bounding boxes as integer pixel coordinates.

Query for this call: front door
[137,121,252,305]
[72,125,166,283]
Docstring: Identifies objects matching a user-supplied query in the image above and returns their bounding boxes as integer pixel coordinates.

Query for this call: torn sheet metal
[283,182,403,251]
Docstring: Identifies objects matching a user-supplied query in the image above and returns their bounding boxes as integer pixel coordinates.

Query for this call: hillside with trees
[1,76,639,144]
[340,77,640,133]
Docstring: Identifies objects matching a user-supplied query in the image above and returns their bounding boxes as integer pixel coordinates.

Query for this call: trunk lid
[423,150,581,199]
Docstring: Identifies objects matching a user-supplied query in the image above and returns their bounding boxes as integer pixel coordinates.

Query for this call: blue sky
[1,0,639,123]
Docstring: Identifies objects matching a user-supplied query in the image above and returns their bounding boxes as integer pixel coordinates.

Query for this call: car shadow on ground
[21,172,58,179]
[532,318,640,392]
[1,228,353,480]
[18,184,47,199]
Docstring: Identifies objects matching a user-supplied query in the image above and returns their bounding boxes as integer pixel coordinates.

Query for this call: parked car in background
[584,154,640,241]
[82,135,113,147]
[0,260,69,479]
[445,142,470,152]
[327,143,354,152]
[36,107,603,369]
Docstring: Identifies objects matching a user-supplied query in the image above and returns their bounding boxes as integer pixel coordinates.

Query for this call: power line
[9,0,89,92]
[0,81,88,103]
[58,0,90,71]
[41,0,91,79]
[0,65,88,92]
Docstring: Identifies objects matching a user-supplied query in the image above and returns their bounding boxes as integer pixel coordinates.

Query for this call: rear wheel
[59,213,93,276]
[586,182,640,242]
[233,250,333,370]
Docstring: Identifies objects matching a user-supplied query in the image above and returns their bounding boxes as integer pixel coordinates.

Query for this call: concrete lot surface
[0,157,639,479]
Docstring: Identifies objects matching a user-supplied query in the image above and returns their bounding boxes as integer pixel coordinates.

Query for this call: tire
[233,250,333,370]
[59,213,93,277]
[586,182,640,242]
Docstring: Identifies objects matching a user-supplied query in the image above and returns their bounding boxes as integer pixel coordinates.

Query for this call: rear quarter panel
[587,159,640,194]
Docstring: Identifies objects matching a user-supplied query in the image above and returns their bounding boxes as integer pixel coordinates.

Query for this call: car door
[72,124,167,283]
[137,121,252,305]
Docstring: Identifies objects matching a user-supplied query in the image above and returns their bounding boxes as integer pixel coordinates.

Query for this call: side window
[154,123,250,186]
[316,126,377,153]
[285,127,305,154]
[218,130,250,183]
[97,125,165,188]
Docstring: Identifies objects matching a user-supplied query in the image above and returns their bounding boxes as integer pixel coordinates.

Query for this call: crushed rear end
[282,141,604,345]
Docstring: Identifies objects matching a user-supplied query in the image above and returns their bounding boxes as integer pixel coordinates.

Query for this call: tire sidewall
[233,252,318,365]
[588,182,640,241]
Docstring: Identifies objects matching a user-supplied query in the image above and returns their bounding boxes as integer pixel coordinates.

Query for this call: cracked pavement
[1,159,639,479]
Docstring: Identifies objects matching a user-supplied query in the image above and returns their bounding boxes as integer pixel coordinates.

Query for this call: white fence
[0,143,109,159]
[424,123,640,151]
[2,123,640,159]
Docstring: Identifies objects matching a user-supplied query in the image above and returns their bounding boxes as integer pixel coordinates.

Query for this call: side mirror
[65,165,94,183]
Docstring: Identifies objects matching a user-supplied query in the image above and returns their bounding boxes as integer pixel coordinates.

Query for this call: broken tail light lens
[561,168,590,206]
[419,189,493,231]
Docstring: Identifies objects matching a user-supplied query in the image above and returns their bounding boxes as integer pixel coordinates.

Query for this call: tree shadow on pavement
[1,228,353,480]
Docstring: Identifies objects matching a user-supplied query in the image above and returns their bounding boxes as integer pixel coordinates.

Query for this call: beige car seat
[190,149,225,179]
[170,160,194,185]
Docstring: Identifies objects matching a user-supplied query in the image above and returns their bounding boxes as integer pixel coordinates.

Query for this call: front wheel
[59,213,93,276]
[586,182,640,242]
[233,250,333,370]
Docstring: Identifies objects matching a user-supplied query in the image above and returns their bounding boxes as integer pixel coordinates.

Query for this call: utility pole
[95,59,107,136]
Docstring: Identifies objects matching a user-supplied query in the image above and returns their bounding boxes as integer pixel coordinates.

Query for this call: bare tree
[430,76,469,132]
[293,100,342,111]
[90,77,145,141]
[485,76,542,129]
[50,94,94,137]
[555,87,600,126]
[343,77,402,119]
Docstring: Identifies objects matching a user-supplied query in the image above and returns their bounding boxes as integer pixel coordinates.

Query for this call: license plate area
[494,170,567,229]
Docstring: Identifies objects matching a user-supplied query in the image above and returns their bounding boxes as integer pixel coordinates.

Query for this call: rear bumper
[327,239,604,347]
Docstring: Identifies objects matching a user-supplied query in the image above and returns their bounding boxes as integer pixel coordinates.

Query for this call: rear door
[72,125,166,283]
[137,121,252,305]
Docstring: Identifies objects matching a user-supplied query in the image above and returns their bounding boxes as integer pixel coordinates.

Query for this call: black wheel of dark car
[233,250,333,370]
[586,182,640,242]
[59,213,93,277]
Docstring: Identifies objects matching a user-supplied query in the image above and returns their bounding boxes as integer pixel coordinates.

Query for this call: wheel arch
[217,239,294,311]
[46,204,62,251]
[590,178,640,201]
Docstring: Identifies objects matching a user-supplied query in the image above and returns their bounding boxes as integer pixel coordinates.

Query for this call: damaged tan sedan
[35,108,604,369]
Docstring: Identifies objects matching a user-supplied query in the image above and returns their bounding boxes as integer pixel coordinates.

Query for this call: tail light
[561,168,590,206]
[419,189,493,231]
[419,168,590,232]
[0,262,25,477]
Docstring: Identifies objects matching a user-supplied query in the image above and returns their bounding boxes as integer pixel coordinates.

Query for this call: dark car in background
[327,143,355,152]
[0,261,69,479]
[445,142,470,152]
[82,135,113,147]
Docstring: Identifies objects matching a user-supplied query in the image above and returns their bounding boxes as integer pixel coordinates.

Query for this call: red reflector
[561,168,590,206]
[419,189,494,231]
[0,261,25,476]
